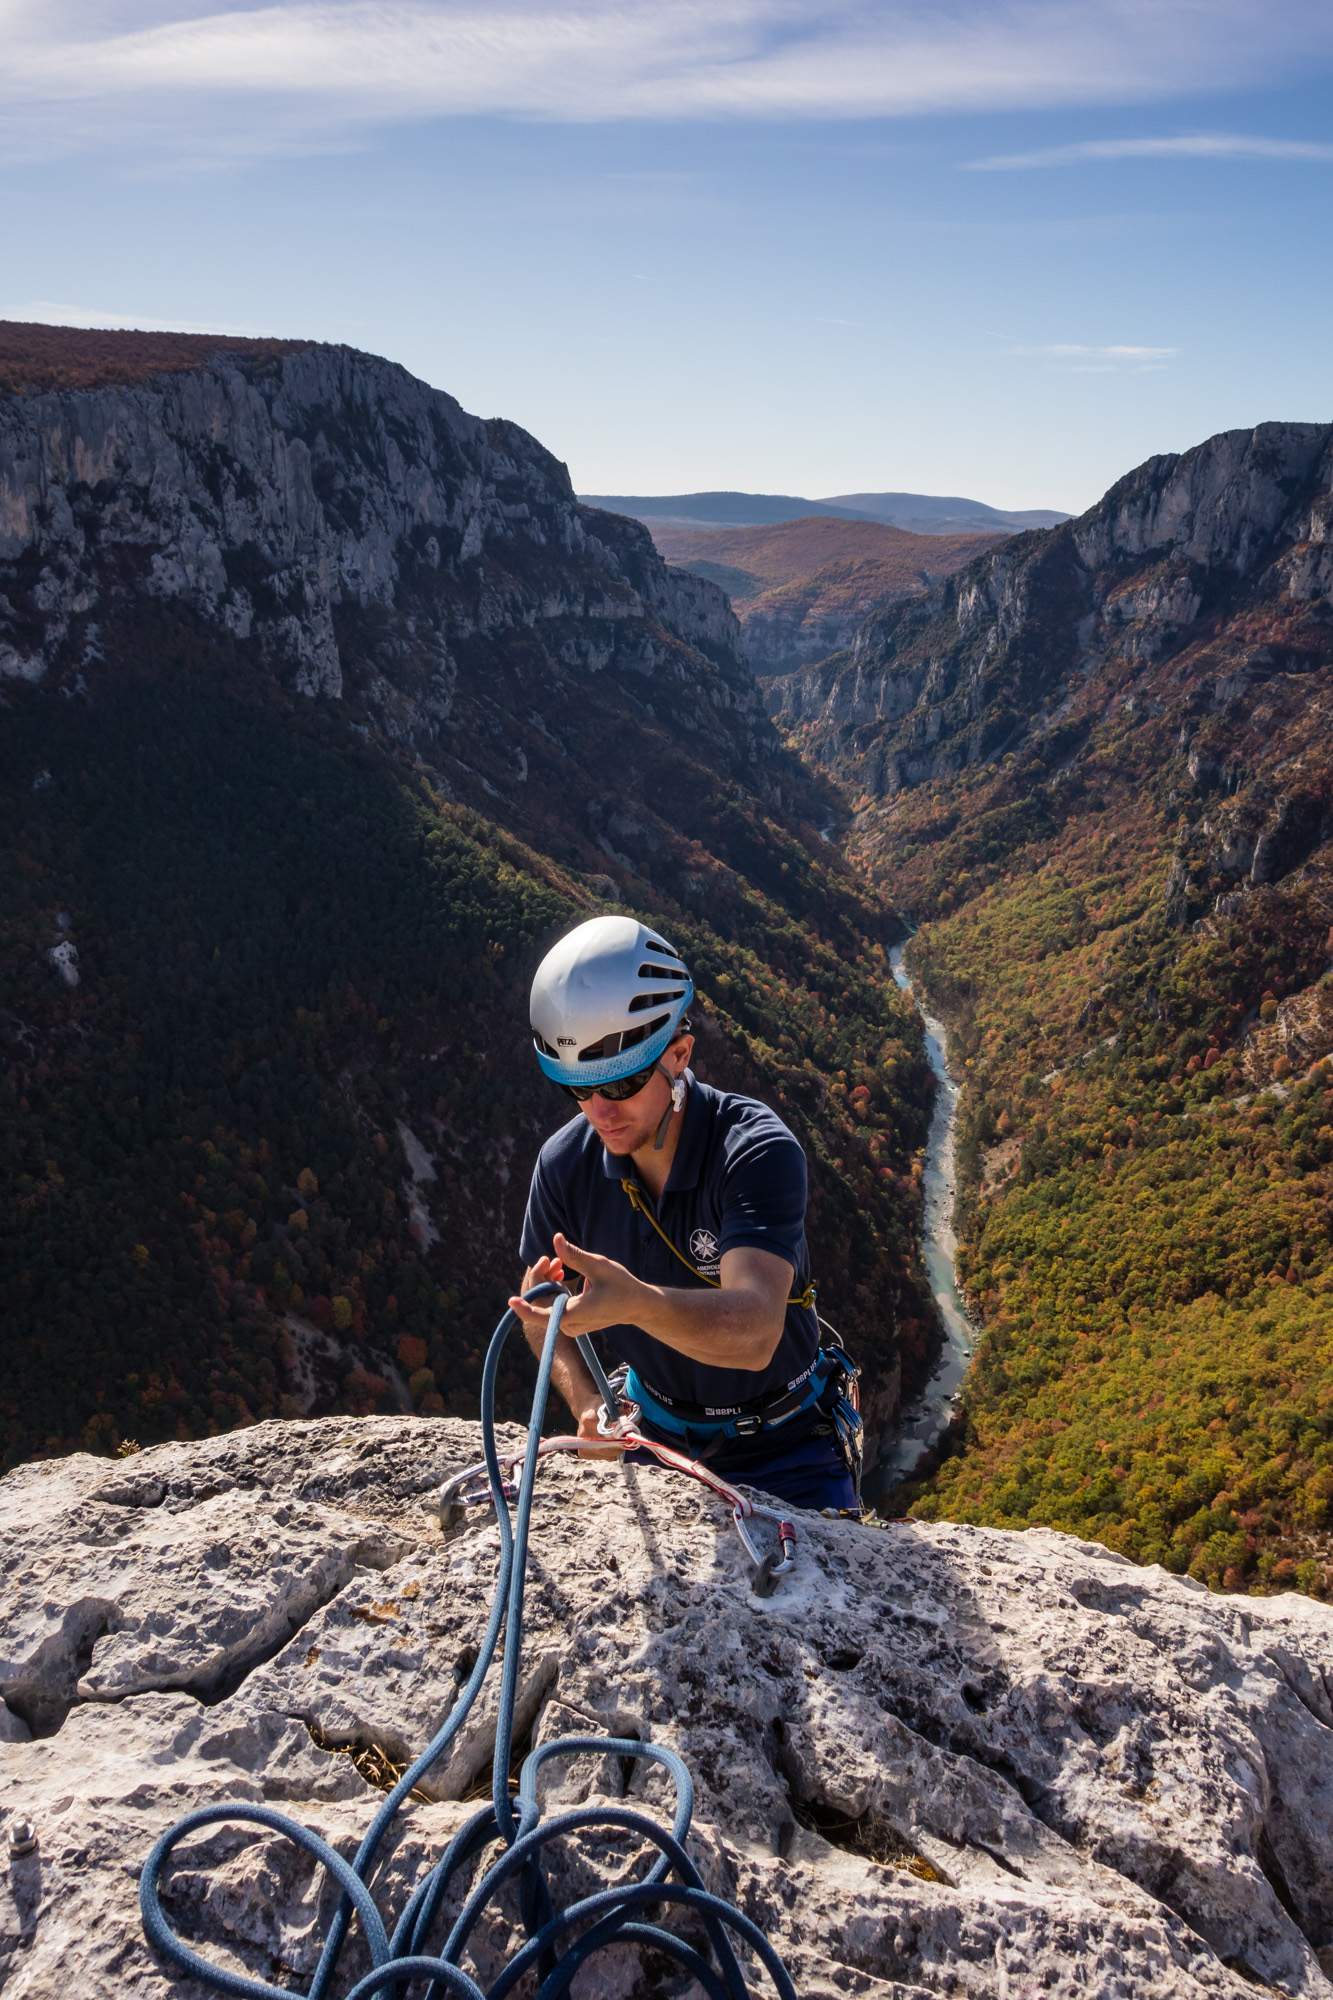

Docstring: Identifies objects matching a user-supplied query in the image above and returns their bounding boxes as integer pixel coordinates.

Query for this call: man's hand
[508,1233,644,1338]
[575,1395,625,1460]
[509,1248,626,1458]
[511,1230,792,1387]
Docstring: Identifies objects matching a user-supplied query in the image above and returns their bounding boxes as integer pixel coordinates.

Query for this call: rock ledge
[1,1416,1332,1997]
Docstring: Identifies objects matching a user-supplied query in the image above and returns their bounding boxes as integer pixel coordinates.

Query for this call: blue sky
[4,2,1333,512]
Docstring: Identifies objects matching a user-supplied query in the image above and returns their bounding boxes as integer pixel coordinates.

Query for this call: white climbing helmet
[530,916,694,1089]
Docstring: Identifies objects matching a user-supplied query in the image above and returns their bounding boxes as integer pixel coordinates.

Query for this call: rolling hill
[648,515,1003,671]
[823,491,1072,535]
[581,488,1070,535]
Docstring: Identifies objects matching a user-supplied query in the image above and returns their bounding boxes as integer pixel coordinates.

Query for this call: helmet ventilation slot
[577,1012,670,1062]
[629,989,684,1012]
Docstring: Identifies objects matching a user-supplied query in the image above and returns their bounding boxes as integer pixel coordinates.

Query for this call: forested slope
[0,330,934,1467]
[771,423,1333,1593]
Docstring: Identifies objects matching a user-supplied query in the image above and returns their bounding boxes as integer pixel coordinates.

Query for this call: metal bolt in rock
[8,1819,36,1858]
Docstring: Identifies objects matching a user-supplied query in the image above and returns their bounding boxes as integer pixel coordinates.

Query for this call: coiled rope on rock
[139,1285,799,1999]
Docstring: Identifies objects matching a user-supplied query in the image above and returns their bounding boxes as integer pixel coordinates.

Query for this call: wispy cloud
[968,133,1333,170]
[1009,341,1179,373]
[0,298,276,334]
[1014,343,1177,358]
[5,2,1333,160]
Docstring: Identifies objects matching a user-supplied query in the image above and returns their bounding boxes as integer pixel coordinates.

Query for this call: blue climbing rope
[139,1285,797,1999]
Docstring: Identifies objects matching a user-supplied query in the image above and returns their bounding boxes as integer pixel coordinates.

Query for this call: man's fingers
[515,1254,565,1311]
[552,1233,602,1276]
[510,1289,589,1330]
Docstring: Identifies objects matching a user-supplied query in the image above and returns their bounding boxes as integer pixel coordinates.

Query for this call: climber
[508,915,863,1514]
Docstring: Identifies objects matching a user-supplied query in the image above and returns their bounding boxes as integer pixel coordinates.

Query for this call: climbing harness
[621,1358,829,1441]
[139,1285,798,2000]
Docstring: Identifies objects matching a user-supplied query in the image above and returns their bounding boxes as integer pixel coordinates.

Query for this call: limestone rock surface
[0,344,761,772]
[2,1416,1333,1998]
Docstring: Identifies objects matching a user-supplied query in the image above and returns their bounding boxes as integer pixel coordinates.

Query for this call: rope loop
[137,1284,796,1997]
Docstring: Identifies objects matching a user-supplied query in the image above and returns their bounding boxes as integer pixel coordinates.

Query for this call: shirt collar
[599,1070,706,1190]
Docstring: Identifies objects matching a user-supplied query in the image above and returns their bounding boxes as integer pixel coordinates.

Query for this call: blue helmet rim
[534,980,694,1089]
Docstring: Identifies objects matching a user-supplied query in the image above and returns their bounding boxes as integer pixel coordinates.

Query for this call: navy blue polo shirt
[519,1073,819,1414]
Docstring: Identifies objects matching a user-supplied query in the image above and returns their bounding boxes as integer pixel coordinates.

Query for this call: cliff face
[5,1416,1333,1998]
[770,422,1333,802]
[742,601,887,674]
[0,343,764,784]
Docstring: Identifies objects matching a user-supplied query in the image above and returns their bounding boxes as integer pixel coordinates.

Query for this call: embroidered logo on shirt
[689,1226,721,1277]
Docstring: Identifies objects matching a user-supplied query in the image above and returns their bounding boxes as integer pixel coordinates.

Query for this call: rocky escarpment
[0,339,742,698]
[739,554,1001,678]
[0,337,797,863]
[5,1417,1333,1996]
[770,422,1333,803]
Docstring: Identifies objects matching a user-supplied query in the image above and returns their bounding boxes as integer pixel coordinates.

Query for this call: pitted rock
[0,1416,1332,1995]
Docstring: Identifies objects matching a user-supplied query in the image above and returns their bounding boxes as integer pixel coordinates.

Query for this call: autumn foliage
[867,698,1333,1597]
[0,606,934,1467]
[0,320,318,397]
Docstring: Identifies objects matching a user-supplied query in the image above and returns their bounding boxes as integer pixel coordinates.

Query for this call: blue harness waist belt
[625,1353,834,1444]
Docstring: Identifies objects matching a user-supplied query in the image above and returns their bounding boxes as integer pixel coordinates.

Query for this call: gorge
[772,422,1333,1586]
[0,323,933,1471]
[867,947,974,1497]
[6,329,1333,1591]
[643,517,1003,677]
[6,320,1333,1999]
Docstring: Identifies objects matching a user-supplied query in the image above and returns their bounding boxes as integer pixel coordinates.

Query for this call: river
[864,943,976,1495]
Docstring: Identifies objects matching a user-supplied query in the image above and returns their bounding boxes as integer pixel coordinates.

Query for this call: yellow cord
[619,1178,817,1311]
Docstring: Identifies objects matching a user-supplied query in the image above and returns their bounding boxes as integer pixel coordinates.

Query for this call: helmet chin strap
[652,1064,687,1150]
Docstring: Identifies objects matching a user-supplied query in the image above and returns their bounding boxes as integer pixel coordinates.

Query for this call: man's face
[579,1036,693,1155]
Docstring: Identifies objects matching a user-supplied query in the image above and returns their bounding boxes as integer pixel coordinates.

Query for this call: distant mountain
[580,488,1071,537]
[822,491,1072,536]
[648,516,1002,673]
[581,491,868,528]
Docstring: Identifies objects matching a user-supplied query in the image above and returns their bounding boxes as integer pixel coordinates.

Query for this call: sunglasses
[560,1062,659,1104]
